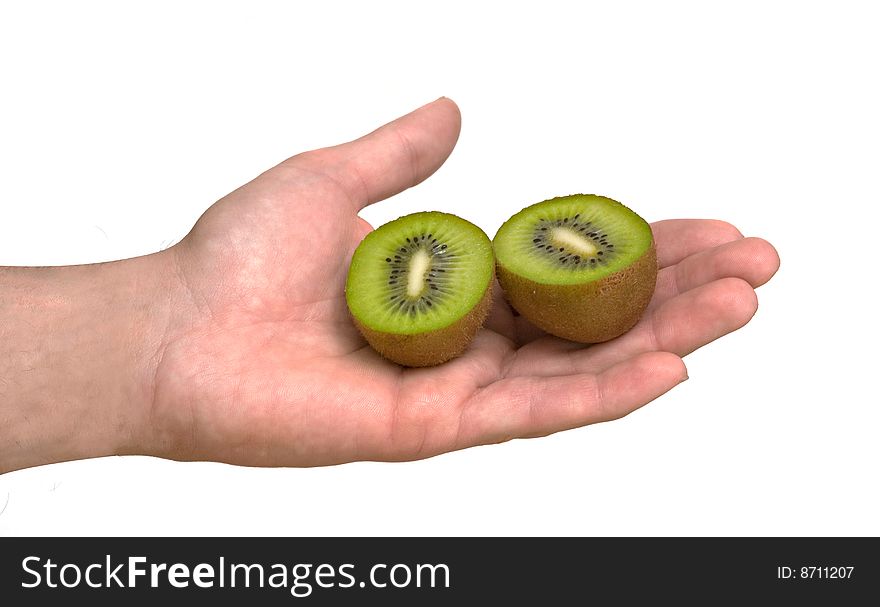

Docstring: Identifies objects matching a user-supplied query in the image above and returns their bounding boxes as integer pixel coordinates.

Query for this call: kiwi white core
[406,249,431,298]
[551,227,598,256]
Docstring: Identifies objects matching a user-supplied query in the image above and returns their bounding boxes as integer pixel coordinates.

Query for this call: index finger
[651,219,744,267]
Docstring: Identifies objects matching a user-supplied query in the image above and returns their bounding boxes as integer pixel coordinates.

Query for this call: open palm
[149,98,779,467]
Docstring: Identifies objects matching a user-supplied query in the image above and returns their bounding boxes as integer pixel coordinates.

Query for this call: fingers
[651,219,743,267]
[455,351,686,447]
[649,236,780,310]
[509,221,755,346]
[571,277,759,374]
[508,235,778,349]
[284,97,462,210]
[508,275,758,378]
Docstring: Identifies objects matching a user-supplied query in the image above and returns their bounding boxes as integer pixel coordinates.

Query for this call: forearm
[0,254,173,473]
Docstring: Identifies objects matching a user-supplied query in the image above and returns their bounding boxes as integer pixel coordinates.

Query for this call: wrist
[0,251,177,473]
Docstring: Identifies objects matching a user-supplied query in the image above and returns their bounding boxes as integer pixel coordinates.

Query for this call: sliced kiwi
[494,194,657,343]
[346,211,494,366]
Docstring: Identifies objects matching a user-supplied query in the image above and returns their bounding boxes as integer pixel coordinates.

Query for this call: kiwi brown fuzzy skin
[497,243,657,343]
[352,287,493,367]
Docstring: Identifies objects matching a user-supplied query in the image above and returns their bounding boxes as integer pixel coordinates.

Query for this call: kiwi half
[494,194,657,343]
[346,211,494,367]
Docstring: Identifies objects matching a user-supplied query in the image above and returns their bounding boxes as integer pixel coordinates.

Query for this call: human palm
[149,98,779,467]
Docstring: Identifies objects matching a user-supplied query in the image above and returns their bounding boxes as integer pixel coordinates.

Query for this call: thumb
[280,97,462,211]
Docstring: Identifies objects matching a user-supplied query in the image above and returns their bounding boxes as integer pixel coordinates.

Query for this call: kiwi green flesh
[493,194,654,285]
[346,211,494,335]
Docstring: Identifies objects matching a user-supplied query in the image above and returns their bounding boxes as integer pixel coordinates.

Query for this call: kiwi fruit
[493,194,657,343]
[345,211,494,367]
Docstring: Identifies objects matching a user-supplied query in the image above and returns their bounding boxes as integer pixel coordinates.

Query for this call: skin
[0,98,780,474]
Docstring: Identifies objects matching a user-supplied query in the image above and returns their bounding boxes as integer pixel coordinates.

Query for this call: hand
[147,98,780,466]
[0,98,779,473]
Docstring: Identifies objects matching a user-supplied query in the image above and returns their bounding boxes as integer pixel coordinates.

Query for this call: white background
[1,1,878,536]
